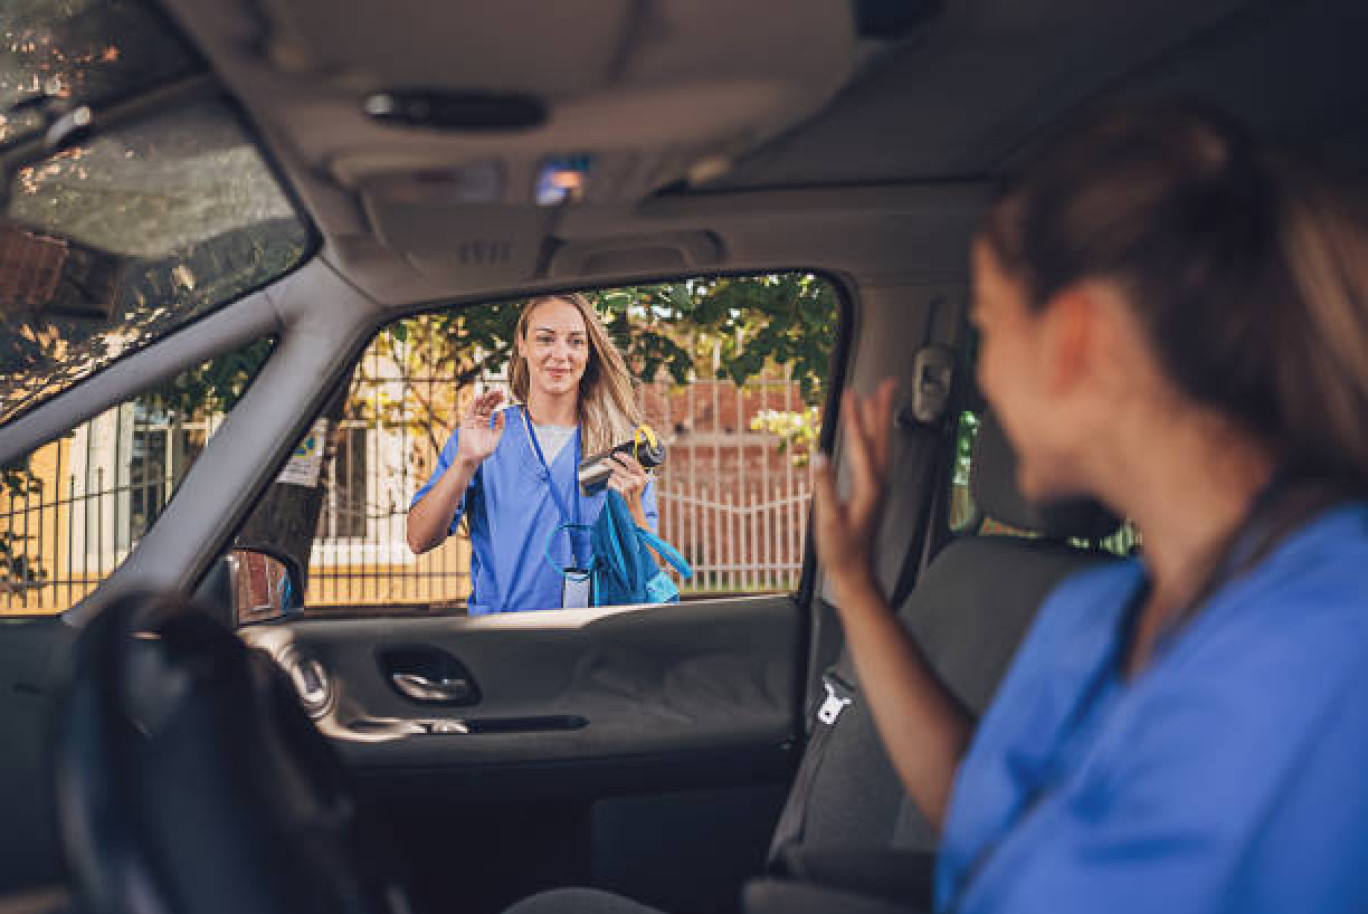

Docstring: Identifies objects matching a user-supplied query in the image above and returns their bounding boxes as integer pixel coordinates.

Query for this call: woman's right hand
[454,390,507,466]
[812,379,896,607]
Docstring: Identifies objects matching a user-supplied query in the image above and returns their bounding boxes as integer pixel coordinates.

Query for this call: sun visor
[233,0,855,280]
[256,0,632,95]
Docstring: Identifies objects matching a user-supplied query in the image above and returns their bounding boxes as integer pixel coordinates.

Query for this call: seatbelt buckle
[817,676,853,726]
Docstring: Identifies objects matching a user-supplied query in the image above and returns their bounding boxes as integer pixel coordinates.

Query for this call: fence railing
[656,483,810,594]
[0,408,213,613]
[2,376,819,614]
[300,376,817,607]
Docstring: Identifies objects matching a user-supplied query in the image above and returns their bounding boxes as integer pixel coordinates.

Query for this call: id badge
[561,568,593,609]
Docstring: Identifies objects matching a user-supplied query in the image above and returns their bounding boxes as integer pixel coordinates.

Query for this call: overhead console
[178,0,854,268]
[158,0,948,293]
[253,0,855,193]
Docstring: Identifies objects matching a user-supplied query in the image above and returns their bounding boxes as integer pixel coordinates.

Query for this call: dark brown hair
[982,101,1368,489]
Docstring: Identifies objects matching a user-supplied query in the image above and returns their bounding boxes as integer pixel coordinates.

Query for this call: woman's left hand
[607,453,651,505]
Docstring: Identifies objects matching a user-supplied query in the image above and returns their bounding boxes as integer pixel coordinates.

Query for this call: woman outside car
[407,293,658,615]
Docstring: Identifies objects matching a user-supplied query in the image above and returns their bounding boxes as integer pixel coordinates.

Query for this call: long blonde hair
[509,293,641,455]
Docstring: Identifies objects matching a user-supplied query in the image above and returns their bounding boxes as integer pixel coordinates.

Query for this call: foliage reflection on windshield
[0,2,309,426]
[0,99,309,425]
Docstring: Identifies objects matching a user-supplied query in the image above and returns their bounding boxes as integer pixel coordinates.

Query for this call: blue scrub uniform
[936,503,1368,914]
[410,406,658,615]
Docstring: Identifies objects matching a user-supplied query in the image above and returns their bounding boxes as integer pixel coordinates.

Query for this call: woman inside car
[814,103,1368,912]
[407,292,658,614]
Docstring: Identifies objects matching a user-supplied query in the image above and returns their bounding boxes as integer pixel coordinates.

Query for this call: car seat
[505,412,1122,914]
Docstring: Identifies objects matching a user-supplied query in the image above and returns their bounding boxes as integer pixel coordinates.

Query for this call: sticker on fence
[277,419,329,488]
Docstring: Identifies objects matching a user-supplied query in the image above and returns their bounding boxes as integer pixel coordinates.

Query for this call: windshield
[0,2,312,425]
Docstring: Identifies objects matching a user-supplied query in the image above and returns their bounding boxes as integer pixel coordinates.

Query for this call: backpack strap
[634,528,693,579]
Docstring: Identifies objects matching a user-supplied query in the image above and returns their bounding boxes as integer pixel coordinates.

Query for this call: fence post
[66,475,75,608]
[741,490,751,591]
[762,484,774,591]
[722,491,733,592]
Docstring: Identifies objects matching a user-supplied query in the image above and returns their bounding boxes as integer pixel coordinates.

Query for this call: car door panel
[241,595,804,770]
[240,594,804,914]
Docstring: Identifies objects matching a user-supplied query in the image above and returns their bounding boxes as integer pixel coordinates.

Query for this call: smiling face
[518,297,591,401]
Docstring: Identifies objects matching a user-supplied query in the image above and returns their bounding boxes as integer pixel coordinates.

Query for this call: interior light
[535,155,593,207]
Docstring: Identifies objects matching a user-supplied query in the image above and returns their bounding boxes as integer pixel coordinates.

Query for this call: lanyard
[522,407,583,566]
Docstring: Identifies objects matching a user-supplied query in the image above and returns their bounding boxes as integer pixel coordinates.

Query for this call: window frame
[227,269,855,618]
[0,333,279,618]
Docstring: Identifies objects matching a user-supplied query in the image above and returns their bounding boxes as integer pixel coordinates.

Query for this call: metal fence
[1,371,819,614]
[0,404,215,613]
[305,368,818,607]
[640,376,816,595]
[3,372,1153,617]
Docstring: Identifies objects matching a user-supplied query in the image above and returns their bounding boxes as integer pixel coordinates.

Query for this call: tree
[357,276,836,448]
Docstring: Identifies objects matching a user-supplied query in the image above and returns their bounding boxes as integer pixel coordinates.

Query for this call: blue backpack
[546,491,692,605]
[591,490,692,604]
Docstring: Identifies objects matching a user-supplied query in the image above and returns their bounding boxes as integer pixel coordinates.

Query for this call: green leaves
[589,275,837,405]
[749,406,822,466]
[141,337,274,416]
[366,275,837,408]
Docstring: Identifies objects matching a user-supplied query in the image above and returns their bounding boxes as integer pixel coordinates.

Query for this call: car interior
[1,1,1366,913]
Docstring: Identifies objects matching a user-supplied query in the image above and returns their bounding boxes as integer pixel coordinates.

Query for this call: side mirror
[196,545,305,627]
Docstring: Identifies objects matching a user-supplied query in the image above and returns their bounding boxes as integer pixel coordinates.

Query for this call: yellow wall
[0,438,86,615]
[307,536,473,608]
[2,436,475,615]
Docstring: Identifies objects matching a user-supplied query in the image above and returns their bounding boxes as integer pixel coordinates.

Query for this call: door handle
[390,672,474,704]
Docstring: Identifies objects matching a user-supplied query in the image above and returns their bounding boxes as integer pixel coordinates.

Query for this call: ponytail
[1269,157,1368,486]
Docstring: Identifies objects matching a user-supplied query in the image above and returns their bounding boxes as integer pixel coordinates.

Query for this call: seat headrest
[969,411,1122,541]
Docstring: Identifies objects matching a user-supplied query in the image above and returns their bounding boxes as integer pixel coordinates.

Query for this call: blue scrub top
[937,502,1368,914]
[410,406,658,615]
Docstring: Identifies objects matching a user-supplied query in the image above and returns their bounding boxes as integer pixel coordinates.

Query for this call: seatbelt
[886,425,950,610]
[767,666,858,872]
[771,345,957,873]
[886,344,955,610]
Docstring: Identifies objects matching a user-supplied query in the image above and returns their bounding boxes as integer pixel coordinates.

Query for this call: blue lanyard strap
[522,407,583,566]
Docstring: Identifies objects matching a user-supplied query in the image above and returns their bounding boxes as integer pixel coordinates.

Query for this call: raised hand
[606,452,651,504]
[455,390,507,466]
[812,379,896,604]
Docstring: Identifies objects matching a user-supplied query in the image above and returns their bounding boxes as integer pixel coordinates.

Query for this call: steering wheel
[54,591,410,914]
